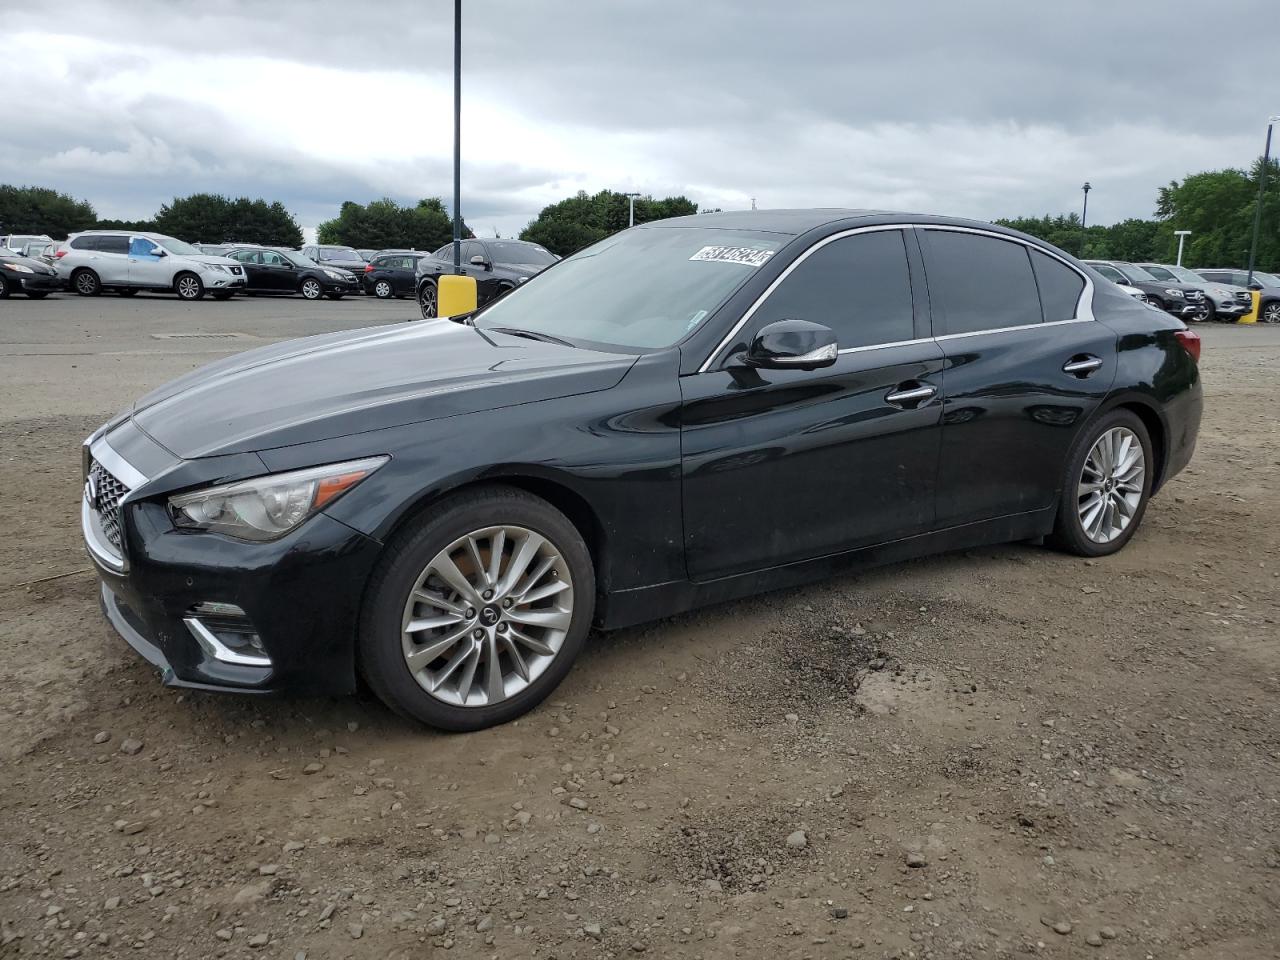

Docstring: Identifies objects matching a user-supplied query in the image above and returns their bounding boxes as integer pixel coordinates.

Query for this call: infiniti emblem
[479,607,500,626]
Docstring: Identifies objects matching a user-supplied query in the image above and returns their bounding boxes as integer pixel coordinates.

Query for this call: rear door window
[1030,250,1085,321]
[752,229,915,349]
[98,236,130,255]
[923,230,1041,335]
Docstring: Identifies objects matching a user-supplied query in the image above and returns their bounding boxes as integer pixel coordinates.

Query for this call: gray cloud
[6,0,1275,237]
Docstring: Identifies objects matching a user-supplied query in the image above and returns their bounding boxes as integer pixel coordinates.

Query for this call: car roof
[646,208,1056,241]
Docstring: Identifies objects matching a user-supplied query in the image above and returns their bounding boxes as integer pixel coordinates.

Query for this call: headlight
[324,269,346,280]
[1213,288,1231,299]
[168,457,388,541]
[205,263,228,273]
[3,263,34,274]
[1164,288,1184,298]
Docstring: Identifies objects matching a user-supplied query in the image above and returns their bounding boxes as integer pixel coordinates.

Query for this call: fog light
[185,604,271,668]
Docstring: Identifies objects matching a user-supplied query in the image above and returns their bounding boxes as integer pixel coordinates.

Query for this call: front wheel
[174,272,205,301]
[1191,301,1213,323]
[358,486,595,731]
[418,280,437,320]
[1048,410,1153,557]
[1262,301,1280,324]
[0,275,9,298]
[300,278,323,300]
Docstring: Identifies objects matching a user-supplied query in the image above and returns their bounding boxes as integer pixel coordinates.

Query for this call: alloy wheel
[400,525,574,708]
[1264,302,1280,324]
[176,275,202,300]
[1077,426,1145,544]
[74,271,99,296]
[301,279,322,300]
[419,282,437,319]
[375,280,392,298]
[1191,302,1211,322]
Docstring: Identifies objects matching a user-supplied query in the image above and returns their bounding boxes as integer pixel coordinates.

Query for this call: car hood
[129,320,636,459]
[317,259,367,271]
[0,253,57,274]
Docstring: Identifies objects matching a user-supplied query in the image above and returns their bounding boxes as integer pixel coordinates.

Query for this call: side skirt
[597,507,1056,630]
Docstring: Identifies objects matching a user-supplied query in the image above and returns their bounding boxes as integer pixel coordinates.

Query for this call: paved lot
[1,296,1278,959]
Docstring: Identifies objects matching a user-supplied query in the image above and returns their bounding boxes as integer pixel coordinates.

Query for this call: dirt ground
[1,297,1277,960]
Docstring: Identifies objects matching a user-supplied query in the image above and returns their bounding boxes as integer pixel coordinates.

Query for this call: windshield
[320,246,362,261]
[489,241,557,266]
[1114,262,1157,282]
[1141,265,1175,281]
[476,227,785,350]
[1161,265,1205,283]
[155,236,201,256]
[278,249,316,267]
[1253,271,1280,287]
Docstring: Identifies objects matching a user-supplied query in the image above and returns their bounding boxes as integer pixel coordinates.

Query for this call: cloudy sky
[6,0,1276,240]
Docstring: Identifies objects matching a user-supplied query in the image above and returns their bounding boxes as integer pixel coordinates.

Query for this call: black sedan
[0,251,66,298]
[224,246,359,300]
[363,251,425,298]
[416,238,557,318]
[81,210,1201,732]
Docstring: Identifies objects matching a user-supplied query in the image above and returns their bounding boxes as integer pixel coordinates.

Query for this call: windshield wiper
[487,326,575,347]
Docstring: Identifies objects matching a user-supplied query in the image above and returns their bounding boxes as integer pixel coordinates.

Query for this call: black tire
[418,280,437,319]
[0,275,9,298]
[211,291,235,301]
[72,269,101,297]
[117,288,138,297]
[300,278,323,300]
[174,272,205,301]
[1145,295,1164,312]
[1047,409,1153,558]
[24,290,50,299]
[1191,300,1213,323]
[1262,300,1280,324]
[358,485,596,731]
[373,279,394,299]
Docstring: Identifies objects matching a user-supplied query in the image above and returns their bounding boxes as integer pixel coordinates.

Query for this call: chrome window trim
[88,435,147,490]
[698,222,1096,373]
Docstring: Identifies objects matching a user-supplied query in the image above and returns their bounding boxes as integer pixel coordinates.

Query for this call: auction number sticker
[689,245,775,267]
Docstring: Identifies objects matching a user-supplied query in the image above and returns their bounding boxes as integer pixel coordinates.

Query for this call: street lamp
[1246,115,1280,287]
[1174,230,1191,266]
[621,192,641,227]
[1080,182,1091,255]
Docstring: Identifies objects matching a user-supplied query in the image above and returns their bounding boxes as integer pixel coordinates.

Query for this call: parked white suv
[55,231,247,300]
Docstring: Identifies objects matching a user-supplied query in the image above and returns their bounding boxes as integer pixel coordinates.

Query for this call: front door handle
[885,382,937,407]
[1063,355,1103,376]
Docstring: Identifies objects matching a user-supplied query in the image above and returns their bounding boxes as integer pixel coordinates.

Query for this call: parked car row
[1085,259,1280,323]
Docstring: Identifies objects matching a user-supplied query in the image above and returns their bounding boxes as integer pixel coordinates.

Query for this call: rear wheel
[373,279,393,299]
[1262,301,1280,324]
[72,269,101,297]
[1048,409,1152,557]
[358,486,595,731]
[418,280,437,319]
[300,278,323,300]
[174,272,205,301]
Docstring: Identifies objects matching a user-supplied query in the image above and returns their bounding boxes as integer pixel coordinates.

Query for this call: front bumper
[324,278,359,295]
[4,269,65,292]
[83,440,384,695]
[201,272,247,290]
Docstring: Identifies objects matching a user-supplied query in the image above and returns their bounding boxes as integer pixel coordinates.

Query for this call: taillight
[54,249,67,258]
[1174,329,1201,363]
[363,264,374,272]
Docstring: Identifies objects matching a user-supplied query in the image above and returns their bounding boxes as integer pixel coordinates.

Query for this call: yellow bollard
[437,274,478,318]
[1239,290,1260,324]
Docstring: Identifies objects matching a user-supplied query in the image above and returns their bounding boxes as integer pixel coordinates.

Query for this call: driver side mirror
[152,248,167,257]
[470,254,491,270]
[1249,281,1263,291]
[742,319,838,370]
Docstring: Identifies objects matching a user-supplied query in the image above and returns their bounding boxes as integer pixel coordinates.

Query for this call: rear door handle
[1063,355,1103,376]
[885,382,937,407]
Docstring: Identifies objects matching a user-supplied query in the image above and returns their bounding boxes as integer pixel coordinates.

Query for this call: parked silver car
[55,231,247,300]
[1139,263,1251,322]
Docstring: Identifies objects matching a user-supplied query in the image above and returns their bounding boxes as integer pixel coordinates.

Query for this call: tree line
[3,159,1275,268]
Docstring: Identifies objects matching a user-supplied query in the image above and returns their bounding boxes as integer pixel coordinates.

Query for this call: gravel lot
[2,295,1278,959]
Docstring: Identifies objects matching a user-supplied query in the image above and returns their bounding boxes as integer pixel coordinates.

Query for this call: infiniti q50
[81,210,1202,730]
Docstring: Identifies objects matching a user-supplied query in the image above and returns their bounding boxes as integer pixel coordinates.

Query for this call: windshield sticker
[689,246,775,267]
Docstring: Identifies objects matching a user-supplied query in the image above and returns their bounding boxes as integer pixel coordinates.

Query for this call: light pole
[621,192,641,227]
[451,0,462,274]
[1080,182,1091,256]
[1246,115,1279,287]
[1174,230,1191,266]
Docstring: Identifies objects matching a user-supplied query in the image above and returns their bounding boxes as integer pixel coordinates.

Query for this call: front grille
[1236,291,1252,303]
[1186,290,1203,301]
[88,458,129,551]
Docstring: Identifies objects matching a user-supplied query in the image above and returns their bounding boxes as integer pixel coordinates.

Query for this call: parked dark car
[81,210,1201,731]
[363,251,426,298]
[0,250,66,298]
[416,238,557,318]
[224,245,358,300]
[300,245,368,283]
[1084,260,1208,320]
[1196,268,1280,324]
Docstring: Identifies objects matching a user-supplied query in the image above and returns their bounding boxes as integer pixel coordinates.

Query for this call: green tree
[519,190,699,256]
[0,185,97,239]
[152,193,303,247]
[316,197,459,250]
[1157,162,1279,270]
